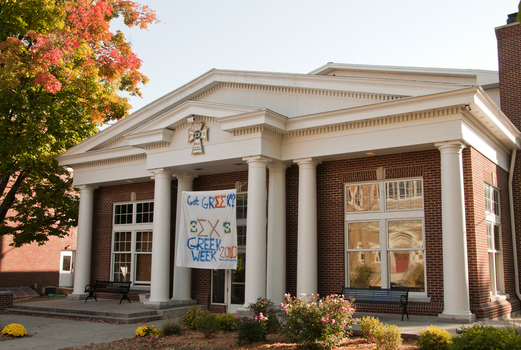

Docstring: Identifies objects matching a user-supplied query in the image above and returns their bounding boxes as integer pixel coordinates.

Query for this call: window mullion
[131,228,137,284]
[380,218,389,289]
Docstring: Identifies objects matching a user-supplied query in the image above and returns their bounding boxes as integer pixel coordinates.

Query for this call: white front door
[212,251,246,313]
[59,250,75,287]
[212,193,247,313]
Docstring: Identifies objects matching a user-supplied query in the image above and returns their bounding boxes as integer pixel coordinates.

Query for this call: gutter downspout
[508,148,521,301]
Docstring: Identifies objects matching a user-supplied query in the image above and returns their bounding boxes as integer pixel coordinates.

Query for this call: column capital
[293,157,321,167]
[242,155,271,165]
[435,141,466,153]
[268,162,289,172]
[75,184,98,191]
[174,173,196,182]
[150,168,174,179]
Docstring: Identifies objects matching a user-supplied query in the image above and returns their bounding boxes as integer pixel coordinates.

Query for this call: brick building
[0,231,76,293]
[54,16,521,321]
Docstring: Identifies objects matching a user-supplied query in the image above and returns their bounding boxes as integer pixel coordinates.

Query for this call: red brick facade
[496,19,521,318]
[0,230,76,292]
[81,147,520,318]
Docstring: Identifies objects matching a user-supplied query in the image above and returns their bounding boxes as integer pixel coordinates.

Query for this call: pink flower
[342,323,346,327]
[332,320,336,324]
[320,318,326,322]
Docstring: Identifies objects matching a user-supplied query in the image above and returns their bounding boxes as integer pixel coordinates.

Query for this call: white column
[435,141,475,322]
[172,174,194,300]
[71,185,96,297]
[243,156,269,306]
[294,158,319,296]
[148,169,173,303]
[267,163,287,305]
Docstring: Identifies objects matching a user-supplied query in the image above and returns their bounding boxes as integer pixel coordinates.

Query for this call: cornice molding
[73,154,147,169]
[98,137,126,150]
[174,115,216,132]
[192,82,407,102]
[232,126,284,138]
[284,107,461,139]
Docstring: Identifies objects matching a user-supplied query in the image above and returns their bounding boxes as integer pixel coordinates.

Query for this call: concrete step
[8,304,162,324]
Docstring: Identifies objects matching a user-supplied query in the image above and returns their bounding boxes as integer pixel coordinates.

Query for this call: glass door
[212,193,247,312]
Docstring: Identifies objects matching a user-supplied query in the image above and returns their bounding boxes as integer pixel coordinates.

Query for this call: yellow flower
[2,323,27,337]
[135,325,161,337]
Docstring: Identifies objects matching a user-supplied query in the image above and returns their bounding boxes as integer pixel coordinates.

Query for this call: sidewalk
[0,313,161,350]
[1,305,520,349]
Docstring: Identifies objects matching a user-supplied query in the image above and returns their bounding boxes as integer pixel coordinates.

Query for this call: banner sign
[176,189,237,269]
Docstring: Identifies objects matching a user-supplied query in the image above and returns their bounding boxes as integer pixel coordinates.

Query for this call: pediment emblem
[188,120,208,155]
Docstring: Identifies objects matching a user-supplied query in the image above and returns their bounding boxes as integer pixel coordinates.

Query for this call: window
[111,201,154,285]
[485,184,504,296]
[345,180,425,294]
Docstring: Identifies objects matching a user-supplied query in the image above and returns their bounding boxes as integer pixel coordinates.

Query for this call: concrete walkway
[1,298,520,349]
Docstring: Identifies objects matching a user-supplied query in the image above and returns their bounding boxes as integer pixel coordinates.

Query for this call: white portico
[58,63,520,317]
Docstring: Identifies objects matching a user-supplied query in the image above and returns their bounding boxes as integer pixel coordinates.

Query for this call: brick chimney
[496,13,521,129]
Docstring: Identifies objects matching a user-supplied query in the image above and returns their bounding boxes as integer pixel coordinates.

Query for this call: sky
[114,0,519,114]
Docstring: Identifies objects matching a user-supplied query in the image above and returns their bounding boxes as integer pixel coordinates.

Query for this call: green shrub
[248,297,281,334]
[373,323,402,350]
[450,324,521,350]
[359,316,380,342]
[248,297,273,316]
[236,316,268,345]
[281,293,356,350]
[417,325,453,350]
[195,313,220,339]
[180,306,210,330]
[161,317,183,336]
[216,312,238,331]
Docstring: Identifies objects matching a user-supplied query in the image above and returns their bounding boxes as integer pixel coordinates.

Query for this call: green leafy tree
[0,0,156,246]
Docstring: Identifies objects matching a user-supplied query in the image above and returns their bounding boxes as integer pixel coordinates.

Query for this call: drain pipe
[508,148,521,301]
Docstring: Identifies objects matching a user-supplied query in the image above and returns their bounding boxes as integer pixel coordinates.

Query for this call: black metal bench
[341,287,409,321]
[84,281,132,304]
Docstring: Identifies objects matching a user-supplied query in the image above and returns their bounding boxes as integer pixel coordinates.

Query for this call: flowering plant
[2,323,27,337]
[280,293,356,350]
[236,315,269,345]
[135,325,161,337]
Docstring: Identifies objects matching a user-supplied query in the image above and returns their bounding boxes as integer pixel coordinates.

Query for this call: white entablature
[56,64,519,187]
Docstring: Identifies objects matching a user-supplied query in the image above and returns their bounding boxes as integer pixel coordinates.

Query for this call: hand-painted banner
[176,189,237,269]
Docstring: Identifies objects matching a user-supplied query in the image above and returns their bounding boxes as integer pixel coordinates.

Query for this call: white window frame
[485,183,505,297]
[344,179,426,298]
[111,201,154,286]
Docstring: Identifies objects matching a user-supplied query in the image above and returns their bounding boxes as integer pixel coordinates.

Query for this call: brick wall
[91,181,164,300]
[298,150,445,316]
[0,229,76,291]
[496,18,521,316]
[0,291,14,310]
[463,147,520,318]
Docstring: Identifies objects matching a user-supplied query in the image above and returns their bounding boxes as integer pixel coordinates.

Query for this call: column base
[143,299,197,310]
[438,312,476,323]
[67,293,88,300]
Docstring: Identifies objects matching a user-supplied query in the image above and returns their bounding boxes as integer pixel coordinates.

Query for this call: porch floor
[8,297,198,324]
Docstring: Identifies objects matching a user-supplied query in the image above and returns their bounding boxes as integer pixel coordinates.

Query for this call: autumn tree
[0,0,156,246]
